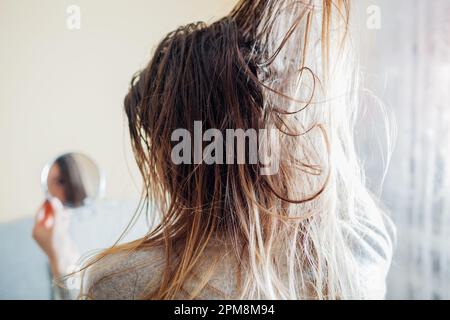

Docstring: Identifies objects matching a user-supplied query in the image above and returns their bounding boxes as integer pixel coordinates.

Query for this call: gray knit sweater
[58,213,395,300]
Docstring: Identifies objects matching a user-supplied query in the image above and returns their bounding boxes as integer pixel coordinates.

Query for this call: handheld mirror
[41,152,104,208]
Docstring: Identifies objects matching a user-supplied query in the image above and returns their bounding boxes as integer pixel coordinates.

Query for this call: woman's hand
[32,198,80,278]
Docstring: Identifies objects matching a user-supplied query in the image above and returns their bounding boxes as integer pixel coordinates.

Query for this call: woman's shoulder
[82,245,165,300]
[349,211,396,264]
[343,210,396,298]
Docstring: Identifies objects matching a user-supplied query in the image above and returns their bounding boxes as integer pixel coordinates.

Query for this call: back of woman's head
[95,0,387,299]
[125,17,266,218]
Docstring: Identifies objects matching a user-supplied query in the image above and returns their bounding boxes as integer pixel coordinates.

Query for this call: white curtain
[356,0,450,299]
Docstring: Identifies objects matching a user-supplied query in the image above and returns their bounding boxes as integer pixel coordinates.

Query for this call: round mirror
[41,152,105,208]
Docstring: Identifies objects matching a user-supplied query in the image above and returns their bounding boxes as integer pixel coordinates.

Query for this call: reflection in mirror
[41,153,104,208]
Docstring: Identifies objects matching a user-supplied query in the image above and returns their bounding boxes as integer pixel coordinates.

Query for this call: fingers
[35,206,45,224]
[34,197,69,232]
[49,197,64,213]
[35,200,51,224]
[34,199,60,228]
[49,196,70,228]
[43,212,55,229]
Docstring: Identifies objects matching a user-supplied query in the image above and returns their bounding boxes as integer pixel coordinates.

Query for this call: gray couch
[0,200,148,299]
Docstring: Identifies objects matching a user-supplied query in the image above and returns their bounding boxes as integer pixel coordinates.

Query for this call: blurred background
[361,0,450,299]
[0,0,449,299]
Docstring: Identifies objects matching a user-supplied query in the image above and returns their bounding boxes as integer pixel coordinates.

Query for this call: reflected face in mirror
[43,153,103,208]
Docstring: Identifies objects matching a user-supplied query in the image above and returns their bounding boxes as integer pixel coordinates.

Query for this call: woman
[33,0,395,299]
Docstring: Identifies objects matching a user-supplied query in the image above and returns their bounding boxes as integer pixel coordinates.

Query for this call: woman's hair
[55,154,87,208]
[80,0,390,299]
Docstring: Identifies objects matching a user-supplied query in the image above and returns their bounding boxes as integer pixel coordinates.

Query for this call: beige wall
[0,0,235,222]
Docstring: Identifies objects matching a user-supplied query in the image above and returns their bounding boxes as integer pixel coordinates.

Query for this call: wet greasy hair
[80,0,392,299]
